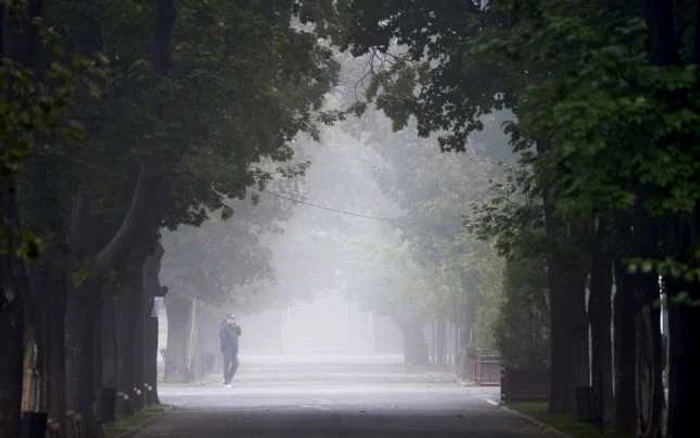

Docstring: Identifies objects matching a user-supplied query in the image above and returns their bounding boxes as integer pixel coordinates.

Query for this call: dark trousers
[222,350,239,384]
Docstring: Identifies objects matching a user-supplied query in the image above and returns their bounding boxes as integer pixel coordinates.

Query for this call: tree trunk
[460,300,475,379]
[164,294,193,383]
[589,237,614,426]
[547,256,589,415]
[0,187,36,437]
[0,1,47,431]
[436,319,447,367]
[101,286,118,419]
[186,299,199,380]
[64,280,102,437]
[142,244,164,405]
[537,138,590,415]
[629,214,664,438]
[635,290,663,438]
[46,280,66,433]
[32,263,67,431]
[613,260,637,435]
[665,212,700,437]
[666,277,700,437]
[116,256,148,413]
[397,318,429,366]
[0,289,23,438]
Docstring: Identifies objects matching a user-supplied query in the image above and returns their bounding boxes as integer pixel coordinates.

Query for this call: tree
[3,0,339,435]
[327,51,513,370]
[321,0,700,434]
[0,2,101,435]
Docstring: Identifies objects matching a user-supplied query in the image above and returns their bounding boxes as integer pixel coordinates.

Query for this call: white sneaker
[223,384,232,388]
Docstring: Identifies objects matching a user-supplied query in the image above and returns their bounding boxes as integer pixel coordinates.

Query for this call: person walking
[219,313,241,387]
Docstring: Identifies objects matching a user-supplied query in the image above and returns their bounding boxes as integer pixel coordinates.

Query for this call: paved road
[137,355,553,437]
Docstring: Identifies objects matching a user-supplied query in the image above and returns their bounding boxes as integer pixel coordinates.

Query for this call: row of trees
[306,0,700,436]
[313,53,510,369]
[0,1,336,437]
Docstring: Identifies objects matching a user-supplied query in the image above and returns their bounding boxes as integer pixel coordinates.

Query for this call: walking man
[219,313,241,387]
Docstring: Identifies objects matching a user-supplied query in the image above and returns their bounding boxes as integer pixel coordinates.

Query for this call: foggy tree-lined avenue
[135,355,553,438]
[2,1,700,437]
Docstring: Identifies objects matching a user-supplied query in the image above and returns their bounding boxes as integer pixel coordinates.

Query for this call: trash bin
[575,386,594,423]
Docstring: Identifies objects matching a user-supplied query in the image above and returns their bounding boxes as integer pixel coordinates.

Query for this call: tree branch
[94,165,159,273]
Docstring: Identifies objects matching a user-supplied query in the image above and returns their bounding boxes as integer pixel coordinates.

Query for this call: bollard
[20,412,47,438]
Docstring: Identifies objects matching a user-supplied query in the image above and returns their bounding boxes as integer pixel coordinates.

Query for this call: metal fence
[463,354,502,385]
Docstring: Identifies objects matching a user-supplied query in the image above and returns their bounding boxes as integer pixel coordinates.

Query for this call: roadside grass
[507,402,632,438]
[103,404,172,438]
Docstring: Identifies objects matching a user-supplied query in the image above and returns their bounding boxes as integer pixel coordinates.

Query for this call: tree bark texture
[589,238,614,426]
[536,139,590,416]
[613,260,638,436]
[0,189,35,437]
[547,255,589,415]
[0,288,23,438]
[0,0,45,424]
[164,295,193,383]
[666,278,700,437]
[665,214,700,437]
[64,279,102,437]
[142,244,164,405]
[116,255,148,413]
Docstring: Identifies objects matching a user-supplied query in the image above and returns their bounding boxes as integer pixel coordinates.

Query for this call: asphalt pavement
[135,354,555,438]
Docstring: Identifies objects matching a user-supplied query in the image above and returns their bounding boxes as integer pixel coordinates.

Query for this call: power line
[259,190,400,223]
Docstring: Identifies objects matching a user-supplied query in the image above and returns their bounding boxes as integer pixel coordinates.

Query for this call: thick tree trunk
[665,212,700,437]
[164,294,193,383]
[100,286,118,420]
[131,272,147,412]
[666,278,700,437]
[32,263,67,431]
[613,260,637,435]
[638,2,687,433]
[142,244,164,405]
[116,256,148,413]
[628,214,664,438]
[0,2,47,432]
[547,256,589,415]
[46,282,66,432]
[64,166,161,430]
[635,287,664,438]
[64,280,102,437]
[0,188,35,437]
[537,139,590,415]
[0,291,23,438]
[589,236,614,426]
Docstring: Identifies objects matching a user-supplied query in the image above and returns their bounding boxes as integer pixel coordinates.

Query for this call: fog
[157,82,409,363]
[155,53,510,378]
[7,3,699,437]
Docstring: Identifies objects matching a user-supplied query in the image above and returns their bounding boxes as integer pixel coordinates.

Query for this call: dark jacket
[219,322,241,355]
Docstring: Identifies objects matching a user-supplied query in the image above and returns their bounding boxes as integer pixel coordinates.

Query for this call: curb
[455,378,569,436]
[111,406,174,438]
[499,404,572,438]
